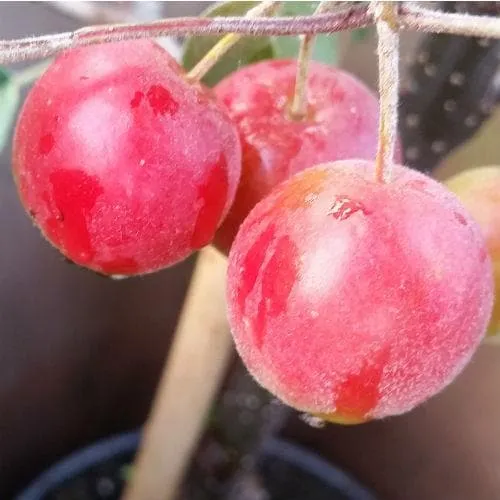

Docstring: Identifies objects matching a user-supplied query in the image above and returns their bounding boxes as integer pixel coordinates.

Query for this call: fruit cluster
[11,40,496,423]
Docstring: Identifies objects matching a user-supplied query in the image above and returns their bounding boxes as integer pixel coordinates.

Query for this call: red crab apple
[214,59,401,253]
[227,160,493,424]
[12,40,241,276]
[445,166,500,337]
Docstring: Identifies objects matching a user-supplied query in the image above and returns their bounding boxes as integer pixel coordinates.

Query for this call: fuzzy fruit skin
[13,40,241,276]
[227,160,493,423]
[445,166,500,337]
[214,59,401,254]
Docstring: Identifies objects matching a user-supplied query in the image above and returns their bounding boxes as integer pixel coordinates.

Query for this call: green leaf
[0,67,21,153]
[182,0,339,87]
[182,1,275,87]
[272,2,339,65]
[351,27,373,43]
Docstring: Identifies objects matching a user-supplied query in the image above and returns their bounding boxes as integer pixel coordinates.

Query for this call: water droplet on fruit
[39,133,55,155]
[139,159,146,167]
[299,413,326,429]
[328,196,369,221]
[110,274,128,281]
[146,85,179,116]
[454,212,467,226]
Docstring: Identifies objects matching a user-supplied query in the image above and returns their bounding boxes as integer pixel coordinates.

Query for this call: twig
[400,3,500,38]
[122,248,232,500]
[290,2,333,119]
[373,1,399,183]
[187,0,281,83]
[0,5,371,65]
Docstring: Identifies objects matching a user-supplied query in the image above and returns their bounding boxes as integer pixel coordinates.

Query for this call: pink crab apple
[445,166,500,337]
[213,59,401,253]
[12,40,241,277]
[227,160,493,424]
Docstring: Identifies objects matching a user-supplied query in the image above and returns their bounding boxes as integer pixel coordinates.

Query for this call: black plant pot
[15,431,377,500]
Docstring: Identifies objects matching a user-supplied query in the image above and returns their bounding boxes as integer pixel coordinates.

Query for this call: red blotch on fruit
[237,223,276,317]
[334,349,389,420]
[254,235,299,349]
[146,85,179,116]
[130,91,144,108]
[191,155,229,249]
[39,133,55,155]
[47,169,103,264]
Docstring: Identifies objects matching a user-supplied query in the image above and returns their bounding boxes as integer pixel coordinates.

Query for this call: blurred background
[1,2,500,499]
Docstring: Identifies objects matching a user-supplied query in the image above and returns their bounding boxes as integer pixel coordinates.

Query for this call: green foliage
[0,67,21,153]
[182,1,339,87]
[350,27,374,43]
[182,1,274,87]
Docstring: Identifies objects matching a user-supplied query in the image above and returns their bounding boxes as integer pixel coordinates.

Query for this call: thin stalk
[290,2,333,119]
[373,1,399,184]
[187,0,281,83]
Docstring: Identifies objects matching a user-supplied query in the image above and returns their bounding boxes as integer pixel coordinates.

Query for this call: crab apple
[214,59,401,253]
[227,160,493,424]
[445,166,500,337]
[12,40,241,277]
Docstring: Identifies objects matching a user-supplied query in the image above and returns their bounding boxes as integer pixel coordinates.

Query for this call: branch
[0,6,371,65]
[399,3,500,38]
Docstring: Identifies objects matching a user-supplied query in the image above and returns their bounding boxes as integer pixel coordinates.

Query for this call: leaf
[182,1,275,87]
[271,2,339,65]
[351,27,373,43]
[182,0,339,87]
[0,67,21,153]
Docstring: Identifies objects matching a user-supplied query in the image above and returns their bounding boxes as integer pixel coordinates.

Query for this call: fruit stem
[290,1,332,120]
[186,0,282,83]
[373,1,399,184]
